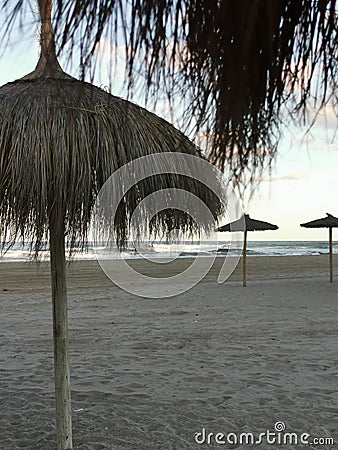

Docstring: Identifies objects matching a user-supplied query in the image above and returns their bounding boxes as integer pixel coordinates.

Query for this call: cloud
[91,39,130,89]
[254,171,310,182]
[306,105,338,131]
[282,117,337,152]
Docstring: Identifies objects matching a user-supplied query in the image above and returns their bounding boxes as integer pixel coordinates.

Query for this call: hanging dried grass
[0,76,223,254]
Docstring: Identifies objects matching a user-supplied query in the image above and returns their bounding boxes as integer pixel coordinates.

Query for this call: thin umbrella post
[300,213,338,283]
[329,227,333,282]
[243,229,247,287]
[300,214,338,282]
[49,212,73,450]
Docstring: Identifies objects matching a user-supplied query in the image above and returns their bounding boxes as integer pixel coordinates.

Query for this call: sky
[0,9,337,242]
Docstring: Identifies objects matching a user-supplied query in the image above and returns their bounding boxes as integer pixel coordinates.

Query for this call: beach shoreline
[0,254,337,291]
[1,256,337,449]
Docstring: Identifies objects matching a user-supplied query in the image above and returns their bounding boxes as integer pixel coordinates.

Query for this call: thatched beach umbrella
[300,213,338,282]
[217,214,278,287]
[0,1,222,448]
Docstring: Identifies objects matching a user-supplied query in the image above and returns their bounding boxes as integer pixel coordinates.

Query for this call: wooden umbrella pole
[38,0,54,57]
[243,230,247,287]
[24,0,65,79]
[49,212,73,450]
[329,227,333,282]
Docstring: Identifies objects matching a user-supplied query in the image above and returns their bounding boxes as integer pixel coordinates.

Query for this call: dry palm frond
[2,0,336,182]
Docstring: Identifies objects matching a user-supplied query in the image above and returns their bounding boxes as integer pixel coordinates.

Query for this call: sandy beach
[1,256,337,449]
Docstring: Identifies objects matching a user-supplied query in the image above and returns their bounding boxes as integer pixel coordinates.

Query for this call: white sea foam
[0,240,336,262]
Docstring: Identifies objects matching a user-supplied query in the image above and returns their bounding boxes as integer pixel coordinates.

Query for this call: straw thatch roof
[218,214,278,232]
[0,75,224,252]
[300,213,338,228]
[3,1,336,179]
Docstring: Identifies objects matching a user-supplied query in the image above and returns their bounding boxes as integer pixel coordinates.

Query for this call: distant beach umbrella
[0,1,223,448]
[217,214,278,287]
[300,213,338,282]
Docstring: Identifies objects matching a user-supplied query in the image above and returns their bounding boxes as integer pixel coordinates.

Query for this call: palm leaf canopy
[218,214,278,232]
[300,213,338,228]
[2,0,336,180]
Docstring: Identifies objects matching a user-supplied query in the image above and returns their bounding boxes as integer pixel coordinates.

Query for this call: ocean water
[0,240,337,262]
